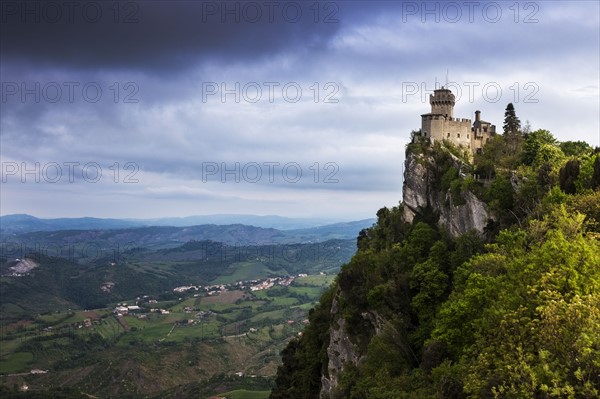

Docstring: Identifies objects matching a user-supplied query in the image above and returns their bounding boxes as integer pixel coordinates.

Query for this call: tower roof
[430,87,455,106]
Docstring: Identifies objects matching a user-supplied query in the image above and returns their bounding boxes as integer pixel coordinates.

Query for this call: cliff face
[402,149,490,237]
[320,295,356,398]
[320,293,385,398]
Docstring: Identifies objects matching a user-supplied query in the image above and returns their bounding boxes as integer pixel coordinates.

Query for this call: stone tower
[420,87,496,156]
[429,87,455,118]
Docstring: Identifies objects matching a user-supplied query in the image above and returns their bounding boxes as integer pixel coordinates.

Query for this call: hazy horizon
[0,212,363,223]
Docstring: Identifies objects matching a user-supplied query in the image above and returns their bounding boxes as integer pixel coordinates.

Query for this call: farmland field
[0,271,336,398]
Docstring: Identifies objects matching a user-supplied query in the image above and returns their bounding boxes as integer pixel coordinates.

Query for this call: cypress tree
[503,103,521,134]
[592,155,600,190]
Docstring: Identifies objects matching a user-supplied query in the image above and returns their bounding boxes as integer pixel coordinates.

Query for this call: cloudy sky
[1,0,598,221]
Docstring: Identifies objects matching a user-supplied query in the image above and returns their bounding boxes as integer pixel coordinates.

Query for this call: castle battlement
[420,87,496,156]
[446,117,471,123]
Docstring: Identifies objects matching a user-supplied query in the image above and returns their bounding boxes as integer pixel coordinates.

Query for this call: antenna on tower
[445,69,449,86]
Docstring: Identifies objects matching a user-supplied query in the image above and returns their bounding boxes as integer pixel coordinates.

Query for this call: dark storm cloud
[0,0,372,72]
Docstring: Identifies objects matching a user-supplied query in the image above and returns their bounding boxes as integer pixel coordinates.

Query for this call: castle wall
[420,88,495,156]
[445,118,472,149]
[421,115,472,149]
[471,135,487,154]
[471,122,496,153]
[422,115,445,141]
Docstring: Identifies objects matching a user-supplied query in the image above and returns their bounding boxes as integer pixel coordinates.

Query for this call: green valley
[0,232,355,398]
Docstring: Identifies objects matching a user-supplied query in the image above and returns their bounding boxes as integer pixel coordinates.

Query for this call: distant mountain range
[0,214,376,251]
[0,214,142,234]
[135,214,344,230]
[0,214,375,235]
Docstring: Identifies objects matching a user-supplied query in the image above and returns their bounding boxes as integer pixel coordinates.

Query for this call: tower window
[457,133,460,138]
[467,134,470,139]
[447,133,450,138]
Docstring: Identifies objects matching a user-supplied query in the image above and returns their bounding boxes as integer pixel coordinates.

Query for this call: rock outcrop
[321,293,387,398]
[402,149,491,237]
[320,292,358,398]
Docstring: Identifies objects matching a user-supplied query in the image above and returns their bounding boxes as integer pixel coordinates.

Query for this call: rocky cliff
[402,148,491,237]
[320,294,355,397]
[321,292,385,398]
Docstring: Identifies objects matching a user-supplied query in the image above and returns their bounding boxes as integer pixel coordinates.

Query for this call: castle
[420,87,496,155]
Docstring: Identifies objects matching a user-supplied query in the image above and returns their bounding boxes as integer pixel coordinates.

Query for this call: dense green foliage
[271,123,599,398]
[270,285,335,399]
[433,206,600,398]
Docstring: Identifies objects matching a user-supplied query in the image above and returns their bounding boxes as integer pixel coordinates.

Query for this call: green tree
[485,175,514,214]
[592,155,600,190]
[521,129,558,166]
[568,191,600,232]
[502,103,521,135]
[533,143,565,169]
[449,231,485,272]
[474,135,506,179]
[559,159,580,194]
[537,161,555,192]
[513,165,548,223]
[410,241,450,343]
[560,140,592,157]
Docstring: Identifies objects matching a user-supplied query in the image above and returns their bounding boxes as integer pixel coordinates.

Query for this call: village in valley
[110,273,325,333]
